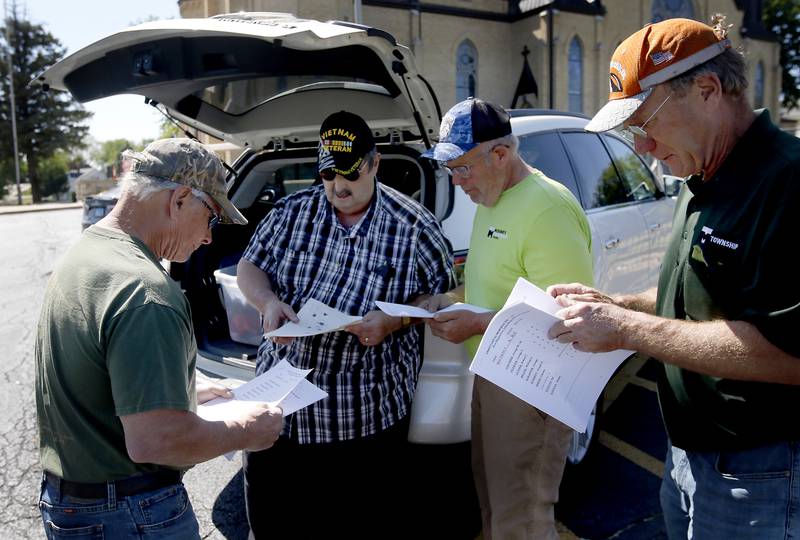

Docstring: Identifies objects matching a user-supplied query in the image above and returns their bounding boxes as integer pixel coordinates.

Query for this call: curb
[0,202,83,215]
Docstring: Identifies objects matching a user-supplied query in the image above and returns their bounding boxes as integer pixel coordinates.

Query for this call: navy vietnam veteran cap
[318,111,376,177]
[421,98,512,162]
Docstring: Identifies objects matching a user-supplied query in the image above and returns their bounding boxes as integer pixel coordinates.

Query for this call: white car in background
[39,13,677,535]
[81,185,121,229]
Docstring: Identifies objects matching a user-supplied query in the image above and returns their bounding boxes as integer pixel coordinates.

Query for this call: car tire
[565,394,603,468]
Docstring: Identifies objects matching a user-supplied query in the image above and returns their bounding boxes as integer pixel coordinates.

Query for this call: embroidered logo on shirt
[487,227,508,240]
[700,226,739,250]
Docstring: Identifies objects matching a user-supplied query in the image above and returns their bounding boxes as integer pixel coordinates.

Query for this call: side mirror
[662,175,683,197]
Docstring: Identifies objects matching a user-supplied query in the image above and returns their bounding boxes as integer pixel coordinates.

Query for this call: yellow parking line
[628,375,657,392]
[599,431,664,478]
[602,354,648,413]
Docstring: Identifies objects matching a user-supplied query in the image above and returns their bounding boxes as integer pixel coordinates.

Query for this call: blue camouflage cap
[421,98,512,162]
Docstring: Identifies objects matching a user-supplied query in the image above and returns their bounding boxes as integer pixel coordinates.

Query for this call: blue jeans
[660,442,800,539]
[39,474,200,539]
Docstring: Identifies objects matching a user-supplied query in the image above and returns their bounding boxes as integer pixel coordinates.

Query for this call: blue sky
[25,0,182,142]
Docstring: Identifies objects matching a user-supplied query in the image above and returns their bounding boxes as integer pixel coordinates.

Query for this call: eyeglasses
[320,156,372,182]
[619,93,672,144]
[194,194,220,230]
[441,144,507,178]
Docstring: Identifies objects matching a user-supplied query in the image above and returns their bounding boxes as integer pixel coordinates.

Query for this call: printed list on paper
[469,278,634,432]
[197,360,327,422]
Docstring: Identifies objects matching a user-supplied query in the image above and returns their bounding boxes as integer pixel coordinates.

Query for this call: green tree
[0,158,26,198]
[91,138,137,169]
[159,116,184,139]
[38,150,70,198]
[0,13,91,203]
[0,159,8,195]
[763,0,800,110]
[596,164,628,207]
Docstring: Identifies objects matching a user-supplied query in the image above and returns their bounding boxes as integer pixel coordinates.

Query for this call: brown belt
[44,469,181,499]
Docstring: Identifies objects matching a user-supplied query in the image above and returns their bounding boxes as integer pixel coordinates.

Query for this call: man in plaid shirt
[237,110,454,539]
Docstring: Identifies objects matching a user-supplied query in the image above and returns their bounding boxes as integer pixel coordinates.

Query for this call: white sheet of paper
[469,298,633,432]
[276,378,329,416]
[197,360,324,422]
[375,300,491,318]
[503,276,562,316]
[265,298,363,338]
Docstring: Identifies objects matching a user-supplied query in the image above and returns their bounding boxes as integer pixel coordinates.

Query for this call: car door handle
[649,223,662,231]
[604,237,621,249]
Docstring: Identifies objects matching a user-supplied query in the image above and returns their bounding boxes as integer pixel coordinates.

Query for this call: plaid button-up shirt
[243,183,454,443]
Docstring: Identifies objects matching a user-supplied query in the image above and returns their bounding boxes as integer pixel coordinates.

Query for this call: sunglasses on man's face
[194,195,221,230]
[319,157,371,182]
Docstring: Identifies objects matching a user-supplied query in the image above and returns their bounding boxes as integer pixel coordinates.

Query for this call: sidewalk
[0,201,82,215]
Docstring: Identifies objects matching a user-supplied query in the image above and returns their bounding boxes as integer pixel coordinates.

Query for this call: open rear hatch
[35,12,441,150]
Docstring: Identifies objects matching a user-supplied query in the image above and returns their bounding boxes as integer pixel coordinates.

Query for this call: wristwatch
[401,316,412,328]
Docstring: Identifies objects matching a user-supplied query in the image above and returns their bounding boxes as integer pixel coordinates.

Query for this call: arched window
[456,40,478,102]
[568,37,583,113]
[651,0,694,23]
[754,61,765,109]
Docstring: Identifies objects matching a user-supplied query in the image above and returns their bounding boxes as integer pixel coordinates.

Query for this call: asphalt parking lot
[557,355,668,539]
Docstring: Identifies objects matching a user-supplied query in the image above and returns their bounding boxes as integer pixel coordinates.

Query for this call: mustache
[334,188,352,197]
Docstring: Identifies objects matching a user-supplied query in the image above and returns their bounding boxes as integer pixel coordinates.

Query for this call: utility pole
[3,0,22,205]
[354,0,362,24]
[547,7,554,109]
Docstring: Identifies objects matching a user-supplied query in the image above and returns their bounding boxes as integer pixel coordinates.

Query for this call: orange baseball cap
[586,18,731,133]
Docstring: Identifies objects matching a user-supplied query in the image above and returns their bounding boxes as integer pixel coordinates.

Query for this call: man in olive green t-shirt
[421,98,593,540]
[35,138,283,539]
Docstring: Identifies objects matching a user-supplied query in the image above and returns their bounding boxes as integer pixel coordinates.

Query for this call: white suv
[39,12,676,525]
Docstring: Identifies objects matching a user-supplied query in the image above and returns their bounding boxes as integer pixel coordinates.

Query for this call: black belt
[44,469,182,499]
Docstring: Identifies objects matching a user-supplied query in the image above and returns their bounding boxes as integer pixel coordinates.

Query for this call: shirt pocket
[351,254,393,308]
[684,234,742,321]
[683,253,718,321]
[274,248,333,302]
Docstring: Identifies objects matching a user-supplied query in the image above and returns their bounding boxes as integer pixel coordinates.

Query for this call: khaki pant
[472,376,573,540]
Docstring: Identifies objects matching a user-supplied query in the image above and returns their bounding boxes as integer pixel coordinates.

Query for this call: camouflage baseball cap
[123,138,247,225]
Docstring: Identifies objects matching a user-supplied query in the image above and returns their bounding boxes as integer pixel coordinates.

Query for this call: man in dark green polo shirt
[545,17,800,540]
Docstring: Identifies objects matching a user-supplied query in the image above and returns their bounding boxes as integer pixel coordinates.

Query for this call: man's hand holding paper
[234,402,284,452]
[196,376,234,405]
[547,283,630,353]
[376,297,494,344]
[429,309,495,344]
[344,310,401,347]
[262,296,299,345]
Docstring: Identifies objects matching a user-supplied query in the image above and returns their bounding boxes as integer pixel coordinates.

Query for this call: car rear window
[275,163,318,195]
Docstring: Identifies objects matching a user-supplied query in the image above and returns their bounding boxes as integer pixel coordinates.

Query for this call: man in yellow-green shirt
[421,98,593,540]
